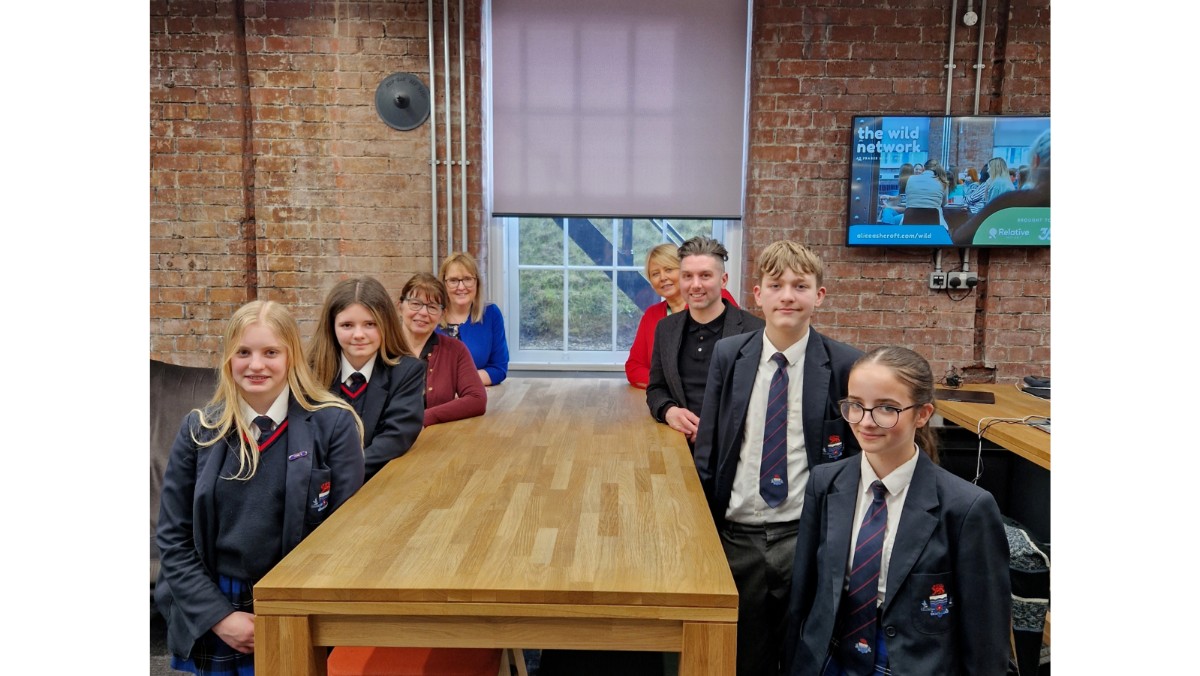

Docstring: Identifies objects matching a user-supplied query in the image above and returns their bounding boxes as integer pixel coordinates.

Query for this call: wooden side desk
[935,383,1050,470]
[254,378,738,676]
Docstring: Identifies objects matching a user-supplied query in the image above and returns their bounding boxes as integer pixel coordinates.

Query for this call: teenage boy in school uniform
[693,240,863,676]
[646,235,764,448]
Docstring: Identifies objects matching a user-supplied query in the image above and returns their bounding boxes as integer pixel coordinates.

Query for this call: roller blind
[489,0,752,218]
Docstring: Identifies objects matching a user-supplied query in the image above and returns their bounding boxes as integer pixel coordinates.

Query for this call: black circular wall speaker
[374,73,431,131]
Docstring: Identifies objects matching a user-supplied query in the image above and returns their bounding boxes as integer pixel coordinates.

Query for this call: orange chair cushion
[327,646,503,676]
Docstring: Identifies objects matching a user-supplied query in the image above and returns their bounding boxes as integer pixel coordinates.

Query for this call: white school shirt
[339,352,378,385]
[239,385,291,429]
[846,445,920,606]
[726,330,810,525]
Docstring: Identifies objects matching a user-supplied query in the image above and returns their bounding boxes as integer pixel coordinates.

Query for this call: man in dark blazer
[693,240,862,676]
[645,235,764,447]
[784,451,1012,675]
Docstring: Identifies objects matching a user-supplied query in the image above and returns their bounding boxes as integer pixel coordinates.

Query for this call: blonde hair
[985,157,1010,187]
[756,240,825,287]
[645,243,680,278]
[308,277,413,386]
[440,252,486,323]
[195,300,363,480]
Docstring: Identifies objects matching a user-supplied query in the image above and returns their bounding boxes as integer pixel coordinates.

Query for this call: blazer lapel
[801,328,833,463]
[881,452,939,616]
[822,463,861,614]
[359,356,389,437]
[718,334,763,477]
[717,300,739,338]
[193,430,231,568]
[662,314,687,409]
[281,397,316,551]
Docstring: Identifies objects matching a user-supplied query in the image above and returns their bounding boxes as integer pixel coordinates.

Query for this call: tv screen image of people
[846,115,1050,248]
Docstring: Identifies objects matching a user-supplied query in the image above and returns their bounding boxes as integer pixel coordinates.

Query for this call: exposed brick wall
[151,0,482,366]
[744,0,1050,383]
[151,0,1049,382]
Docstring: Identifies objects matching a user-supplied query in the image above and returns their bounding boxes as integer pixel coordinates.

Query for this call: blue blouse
[438,303,509,385]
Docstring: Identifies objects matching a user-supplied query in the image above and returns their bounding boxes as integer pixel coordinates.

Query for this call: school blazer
[154,398,364,660]
[340,354,425,481]
[645,298,765,422]
[784,452,1012,676]
[693,327,862,527]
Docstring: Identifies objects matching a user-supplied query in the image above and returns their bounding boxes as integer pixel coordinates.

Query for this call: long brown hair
[308,276,413,386]
[852,346,939,463]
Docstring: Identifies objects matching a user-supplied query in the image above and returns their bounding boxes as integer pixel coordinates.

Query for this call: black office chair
[901,207,941,225]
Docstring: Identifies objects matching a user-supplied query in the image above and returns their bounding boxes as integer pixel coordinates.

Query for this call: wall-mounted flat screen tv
[846,115,1050,248]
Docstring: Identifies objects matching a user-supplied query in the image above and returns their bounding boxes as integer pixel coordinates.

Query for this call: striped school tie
[837,480,888,673]
[342,371,367,398]
[760,352,789,508]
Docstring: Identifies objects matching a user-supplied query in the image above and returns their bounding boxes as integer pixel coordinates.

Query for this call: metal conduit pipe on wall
[443,0,455,254]
[973,0,988,114]
[428,0,439,272]
[426,0,470,271]
[458,0,468,250]
[944,0,958,116]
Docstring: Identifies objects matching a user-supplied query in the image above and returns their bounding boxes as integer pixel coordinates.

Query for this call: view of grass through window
[512,218,723,354]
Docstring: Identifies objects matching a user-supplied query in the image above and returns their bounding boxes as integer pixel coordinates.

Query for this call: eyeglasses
[401,298,444,315]
[444,276,476,288]
[838,400,921,429]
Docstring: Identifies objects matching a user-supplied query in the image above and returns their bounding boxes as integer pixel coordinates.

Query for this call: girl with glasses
[438,252,510,386]
[308,276,425,481]
[398,272,487,426]
[785,346,1011,676]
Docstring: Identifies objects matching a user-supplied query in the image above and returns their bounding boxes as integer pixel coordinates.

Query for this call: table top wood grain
[934,383,1050,470]
[255,377,738,616]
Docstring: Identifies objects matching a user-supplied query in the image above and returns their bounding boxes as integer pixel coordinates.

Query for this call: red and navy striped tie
[838,480,888,673]
[760,352,789,508]
[341,372,367,414]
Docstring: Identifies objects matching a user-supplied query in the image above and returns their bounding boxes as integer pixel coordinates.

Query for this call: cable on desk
[971,415,1052,484]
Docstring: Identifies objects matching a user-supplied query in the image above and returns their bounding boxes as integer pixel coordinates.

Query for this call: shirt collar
[859,443,920,496]
[761,328,810,368]
[686,302,728,333]
[239,384,291,427]
[340,352,377,384]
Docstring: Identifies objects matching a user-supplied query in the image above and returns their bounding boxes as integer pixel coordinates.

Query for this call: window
[484,0,752,368]
[500,217,737,366]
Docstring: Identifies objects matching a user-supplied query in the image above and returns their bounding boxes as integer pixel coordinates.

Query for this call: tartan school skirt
[170,575,256,676]
[821,625,891,676]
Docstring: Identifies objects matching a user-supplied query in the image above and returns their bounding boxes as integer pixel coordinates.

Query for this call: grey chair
[150,359,219,590]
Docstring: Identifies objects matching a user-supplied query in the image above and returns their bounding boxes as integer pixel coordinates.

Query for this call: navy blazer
[693,327,862,527]
[339,354,425,481]
[154,397,364,660]
[645,298,765,423]
[784,452,1012,676]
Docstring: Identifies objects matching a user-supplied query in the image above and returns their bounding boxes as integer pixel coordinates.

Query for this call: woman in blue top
[438,251,509,385]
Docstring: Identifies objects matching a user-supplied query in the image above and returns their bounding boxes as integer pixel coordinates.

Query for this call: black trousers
[720,519,800,676]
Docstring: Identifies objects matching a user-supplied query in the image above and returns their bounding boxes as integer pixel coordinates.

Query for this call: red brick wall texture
[151,0,1050,382]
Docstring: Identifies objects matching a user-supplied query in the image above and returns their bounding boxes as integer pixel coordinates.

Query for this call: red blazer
[624,288,738,388]
[423,333,487,426]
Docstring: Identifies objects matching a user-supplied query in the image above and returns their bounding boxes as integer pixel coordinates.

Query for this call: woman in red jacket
[625,243,737,388]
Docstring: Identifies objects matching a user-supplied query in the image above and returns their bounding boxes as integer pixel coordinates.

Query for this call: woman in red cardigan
[398,273,487,426]
[624,243,737,388]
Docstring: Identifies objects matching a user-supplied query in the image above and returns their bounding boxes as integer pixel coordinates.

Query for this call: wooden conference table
[254,377,739,675]
[934,383,1051,470]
